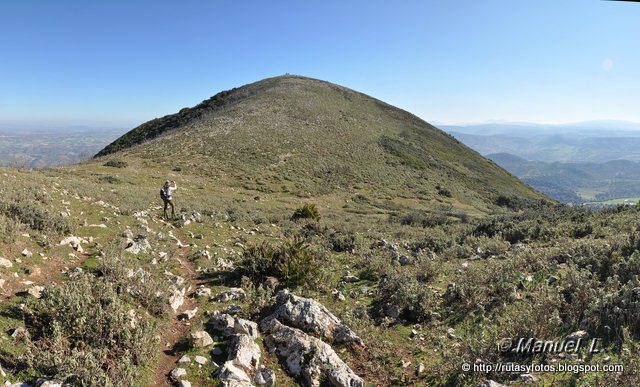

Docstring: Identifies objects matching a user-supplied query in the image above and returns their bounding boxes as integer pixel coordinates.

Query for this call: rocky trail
[151,225,204,387]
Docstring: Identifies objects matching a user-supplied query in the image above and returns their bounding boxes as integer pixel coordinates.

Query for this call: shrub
[240,238,326,289]
[291,203,321,222]
[23,274,158,386]
[376,272,439,323]
[98,175,121,184]
[398,211,448,228]
[436,186,452,197]
[103,160,128,168]
[97,252,169,317]
[0,200,71,235]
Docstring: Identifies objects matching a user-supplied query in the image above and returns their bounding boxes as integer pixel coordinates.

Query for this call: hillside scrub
[23,274,158,386]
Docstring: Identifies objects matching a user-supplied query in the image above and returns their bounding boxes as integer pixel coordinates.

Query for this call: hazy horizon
[2,1,639,127]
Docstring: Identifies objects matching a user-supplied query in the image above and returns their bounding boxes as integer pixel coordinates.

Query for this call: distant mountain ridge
[488,152,640,203]
[445,122,640,163]
[94,75,547,212]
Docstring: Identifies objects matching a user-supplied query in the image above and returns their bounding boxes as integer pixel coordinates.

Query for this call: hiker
[160,180,177,220]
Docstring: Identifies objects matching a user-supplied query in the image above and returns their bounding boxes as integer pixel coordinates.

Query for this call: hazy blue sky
[1,0,638,128]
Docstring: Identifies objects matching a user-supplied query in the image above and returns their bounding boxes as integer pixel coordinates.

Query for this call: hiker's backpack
[160,187,168,201]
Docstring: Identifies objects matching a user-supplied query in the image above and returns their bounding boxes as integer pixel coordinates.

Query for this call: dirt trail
[151,226,207,387]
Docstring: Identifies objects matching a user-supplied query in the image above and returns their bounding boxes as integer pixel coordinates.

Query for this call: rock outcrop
[261,290,364,347]
[262,319,363,387]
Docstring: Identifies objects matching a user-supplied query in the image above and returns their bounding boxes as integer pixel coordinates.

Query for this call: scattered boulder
[194,355,209,365]
[191,330,214,348]
[179,307,198,320]
[195,286,212,298]
[27,285,45,299]
[169,288,185,312]
[254,367,276,386]
[263,319,363,387]
[478,381,508,387]
[214,288,246,302]
[0,257,13,268]
[178,355,191,364]
[234,318,259,339]
[21,249,32,258]
[214,258,235,271]
[398,255,411,266]
[228,334,261,372]
[209,312,259,338]
[124,236,152,255]
[342,272,359,283]
[169,367,187,381]
[217,361,252,386]
[565,330,588,343]
[59,236,87,252]
[261,290,364,347]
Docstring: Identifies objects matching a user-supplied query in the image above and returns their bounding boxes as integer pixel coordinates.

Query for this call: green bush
[0,200,71,235]
[240,238,325,288]
[291,203,321,222]
[103,160,128,168]
[97,254,169,317]
[23,274,158,386]
[376,272,439,323]
[398,211,449,228]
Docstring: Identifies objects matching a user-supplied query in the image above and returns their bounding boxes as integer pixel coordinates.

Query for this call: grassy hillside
[1,159,639,386]
[95,75,547,213]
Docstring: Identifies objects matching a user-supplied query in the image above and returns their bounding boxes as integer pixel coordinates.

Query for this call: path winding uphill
[151,226,201,387]
[0,176,368,386]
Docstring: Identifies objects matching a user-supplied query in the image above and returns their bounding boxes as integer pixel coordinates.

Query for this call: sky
[0,0,639,129]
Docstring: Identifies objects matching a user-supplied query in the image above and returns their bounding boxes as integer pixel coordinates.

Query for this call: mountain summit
[95,75,545,211]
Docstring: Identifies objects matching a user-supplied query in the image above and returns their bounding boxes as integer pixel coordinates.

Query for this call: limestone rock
[194,355,209,365]
[191,330,214,348]
[179,307,198,320]
[228,334,261,372]
[263,320,363,387]
[27,285,45,299]
[261,290,364,347]
[209,312,259,339]
[169,367,187,381]
[214,287,246,302]
[169,288,185,312]
[254,367,276,386]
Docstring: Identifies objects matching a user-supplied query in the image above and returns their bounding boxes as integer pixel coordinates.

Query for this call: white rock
[27,286,45,299]
[21,249,32,258]
[217,361,252,384]
[169,367,187,380]
[169,288,185,312]
[195,287,211,298]
[214,287,246,302]
[180,307,198,320]
[263,320,363,387]
[261,290,364,346]
[228,334,261,372]
[194,355,208,365]
[254,368,276,386]
[191,330,214,347]
[0,257,13,268]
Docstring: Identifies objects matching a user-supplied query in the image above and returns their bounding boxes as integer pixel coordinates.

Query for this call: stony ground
[1,158,639,387]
